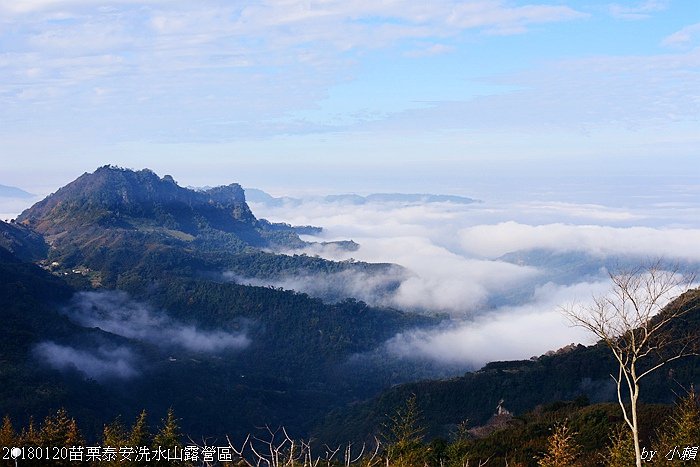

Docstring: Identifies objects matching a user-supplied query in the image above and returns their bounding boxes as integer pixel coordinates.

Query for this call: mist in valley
[33,290,251,381]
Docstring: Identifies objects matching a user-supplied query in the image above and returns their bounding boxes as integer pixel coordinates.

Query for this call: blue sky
[0,0,698,195]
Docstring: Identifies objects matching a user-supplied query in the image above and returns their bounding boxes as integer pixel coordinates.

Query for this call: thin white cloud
[662,22,700,48]
[34,341,138,380]
[357,46,700,133]
[0,0,171,14]
[608,0,669,20]
[2,1,588,62]
[508,202,645,222]
[0,0,588,141]
[226,268,409,309]
[404,43,455,58]
[66,291,250,353]
[235,1,586,36]
[459,222,700,260]
[448,2,586,34]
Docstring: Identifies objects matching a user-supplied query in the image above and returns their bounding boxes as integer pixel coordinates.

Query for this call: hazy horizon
[3,172,700,227]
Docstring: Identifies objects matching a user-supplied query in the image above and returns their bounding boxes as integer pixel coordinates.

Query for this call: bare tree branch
[561,260,698,467]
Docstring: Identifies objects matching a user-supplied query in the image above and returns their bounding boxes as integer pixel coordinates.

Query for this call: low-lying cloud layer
[384,280,609,366]
[226,268,407,309]
[34,342,138,381]
[249,184,700,367]
[34,291,251,381]
[66,291,250,353]
[459,222,700,260]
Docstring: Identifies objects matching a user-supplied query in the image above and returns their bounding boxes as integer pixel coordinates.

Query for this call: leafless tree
[562,260,698,467]
[192,426,382,467]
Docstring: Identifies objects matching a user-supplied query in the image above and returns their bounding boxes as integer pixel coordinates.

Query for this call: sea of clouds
[246,184,700,369]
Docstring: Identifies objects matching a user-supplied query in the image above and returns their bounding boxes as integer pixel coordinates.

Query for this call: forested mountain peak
[9,166,320,279]
[17,165,256,234]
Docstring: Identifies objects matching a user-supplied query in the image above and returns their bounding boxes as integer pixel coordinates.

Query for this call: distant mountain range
[244,187,480,207]
[0,183,34,198]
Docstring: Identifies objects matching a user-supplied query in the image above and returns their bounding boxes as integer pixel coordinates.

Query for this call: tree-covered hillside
[314,289,700,445]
